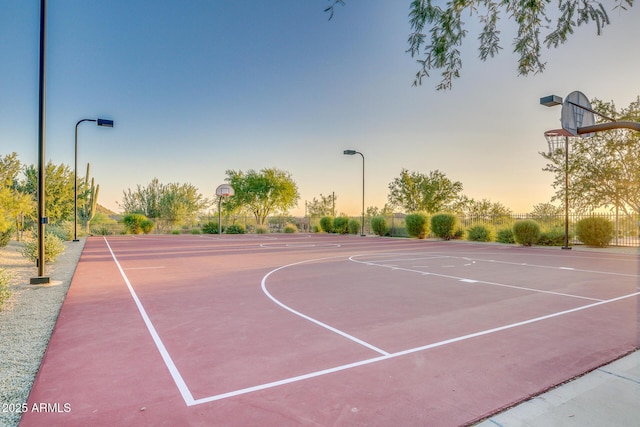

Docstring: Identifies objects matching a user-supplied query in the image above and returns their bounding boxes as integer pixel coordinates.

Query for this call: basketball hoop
[544,129,572,155]
[561,91,595,137]
[216,184,234,197]
[215,184,234,235]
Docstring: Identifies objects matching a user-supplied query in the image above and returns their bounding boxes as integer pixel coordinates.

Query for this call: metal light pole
[74,118,114,241]
[343,150,365,236]
[30,0,49,285]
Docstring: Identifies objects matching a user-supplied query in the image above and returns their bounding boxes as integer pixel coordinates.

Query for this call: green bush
[537,228,568,246]
[513,220,541,246]
[430,213,457,240]
[141,219,154,234]
[576,217,614,247]
[255,226,268,234]
[0,228,12,248]
[123,213,149,234]
[467,224,493,242]
[226,224,245,234]
[348,219,361,235]
[171,229,181,235]
[47,223,71,241]
[91,226,112,236]
[283,224,297,233]
[0,268,11,310]
[371,216,389,237]
[320,216,334,233]
[496,228,515,244]
[202,221,221,234]
[405,213,429,239]
[21,233,66,263]
[332,216,349,234]
[190,228,202,234]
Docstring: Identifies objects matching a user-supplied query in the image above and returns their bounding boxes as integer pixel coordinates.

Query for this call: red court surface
[21,235,639,426]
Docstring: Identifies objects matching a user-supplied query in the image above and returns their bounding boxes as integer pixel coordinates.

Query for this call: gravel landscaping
[0,238,84,427]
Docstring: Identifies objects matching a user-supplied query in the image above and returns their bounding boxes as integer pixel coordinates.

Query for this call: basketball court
[20,234,639,426]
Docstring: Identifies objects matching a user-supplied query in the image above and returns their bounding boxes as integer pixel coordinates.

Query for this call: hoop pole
[578,121,640,134]
[218,196,222,236]
[563,135,570,250]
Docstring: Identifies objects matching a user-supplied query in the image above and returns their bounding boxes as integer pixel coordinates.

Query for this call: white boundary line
[103,237,195,406]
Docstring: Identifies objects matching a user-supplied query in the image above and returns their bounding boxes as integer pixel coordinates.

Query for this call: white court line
[103,237,195,406]
[349,255,605,302]
[261,257,390,356]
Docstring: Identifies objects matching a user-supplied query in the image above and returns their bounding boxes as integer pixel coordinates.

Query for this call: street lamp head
[97,118,114,127]
[540,95,563,107]
[343,149,356,155]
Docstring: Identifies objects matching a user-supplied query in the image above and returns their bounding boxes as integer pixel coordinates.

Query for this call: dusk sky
[1,1,639,216]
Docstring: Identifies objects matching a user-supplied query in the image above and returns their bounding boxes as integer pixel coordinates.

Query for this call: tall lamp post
[343,150,365,236]
[74,118,114,241]
[30,0,49,284]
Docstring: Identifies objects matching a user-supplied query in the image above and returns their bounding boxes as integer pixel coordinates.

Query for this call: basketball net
[544,129,573,154]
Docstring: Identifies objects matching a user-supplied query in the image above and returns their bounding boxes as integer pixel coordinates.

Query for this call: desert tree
[324,0,633,89]
[225,168,300,226]
[387,169,463,213]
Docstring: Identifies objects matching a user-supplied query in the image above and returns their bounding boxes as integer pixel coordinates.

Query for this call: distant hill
[96,204,118,216]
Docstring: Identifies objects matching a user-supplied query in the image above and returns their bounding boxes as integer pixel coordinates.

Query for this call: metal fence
[306,212,639,247]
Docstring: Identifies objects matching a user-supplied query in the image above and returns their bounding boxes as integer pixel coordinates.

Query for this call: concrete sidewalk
[475,349,640,426]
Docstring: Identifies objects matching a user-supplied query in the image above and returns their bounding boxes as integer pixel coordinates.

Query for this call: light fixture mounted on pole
[74,118,114,242]
[343,150,365,236]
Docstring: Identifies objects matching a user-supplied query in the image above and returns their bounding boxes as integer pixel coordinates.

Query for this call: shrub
[21,233,66,263]
[333,216,349,234]
[190,228,202,234]
[496,228,515,244]
[0,268,11,310]
[537,228,567,246]
[283,224,297,233]
[202,221,220,234]
[431,213,457,240]
[0,228,12,248]
[312,225,320,233]
[47,223,71,241]
[255,226,268,234]
[226,224,245,234]
[576,217,614,247]
[91,226,112,236]
[171,229,181,235]
[371,216,389,237]
[123,213,148,234]
[513,220,541,246]
[405,213,429,239]
[467,224,493,242]
[141,219,155,234]
[348,219,361,235]
[453,227,465,239]
[320,216,334,233]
